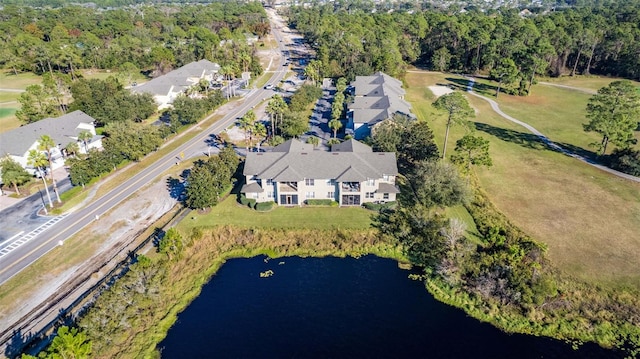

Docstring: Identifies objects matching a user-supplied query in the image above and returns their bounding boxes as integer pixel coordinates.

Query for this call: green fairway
[0,71,41,89]
[178,195,375,231]
[405,71,640,289]
[538,75,640,91]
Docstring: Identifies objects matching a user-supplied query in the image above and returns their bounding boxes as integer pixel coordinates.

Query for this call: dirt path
[465,77,640,183]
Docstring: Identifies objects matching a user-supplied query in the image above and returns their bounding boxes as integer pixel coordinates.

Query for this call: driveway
[303,79,335,149]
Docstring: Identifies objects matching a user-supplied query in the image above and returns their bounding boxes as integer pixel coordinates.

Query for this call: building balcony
[341,182,360,192]
[279,183,298,192]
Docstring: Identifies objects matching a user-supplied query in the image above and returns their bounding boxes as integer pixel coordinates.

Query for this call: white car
[264,84,275,90]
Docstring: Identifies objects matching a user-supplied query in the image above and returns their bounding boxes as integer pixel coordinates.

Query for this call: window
[267,192,273,198]
[366,179,375,186]
[383,175,390,182]
[306,191,315,198]
[305,179,314,186]
[366,192,375,199]
[342,195,361,205]
[252,193,259,199]
[266,179,273,186]
[327,179,336,185]
[383,193,389,200]
[327,192,334,198]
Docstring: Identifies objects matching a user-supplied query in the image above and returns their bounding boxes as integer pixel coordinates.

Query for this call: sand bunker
[428,85,454,98]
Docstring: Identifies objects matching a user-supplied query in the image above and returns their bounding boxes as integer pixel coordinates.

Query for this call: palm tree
[306,136,320,148]
[253,122,267,151]
[27,149,53,208]
[78,131,93,154]
[38,135,61,203]
[239,110,256,150]
[65,141,79,157]
[329,119,342,138]
[266,95,287,136]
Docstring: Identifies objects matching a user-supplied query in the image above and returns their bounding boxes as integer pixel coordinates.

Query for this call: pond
[158,255,616,358]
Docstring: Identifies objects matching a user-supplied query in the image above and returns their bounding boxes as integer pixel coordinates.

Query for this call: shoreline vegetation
[76,226,405,358]
[60,188,639,359]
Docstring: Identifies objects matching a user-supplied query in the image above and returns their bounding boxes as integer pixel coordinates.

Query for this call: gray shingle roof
[131,59,220,97]
[348,72,414,126]
[331,139,372,153]
[244,139,398,182]
[0,110,96,156]
[241,182,264,193]
[376,182,400,193]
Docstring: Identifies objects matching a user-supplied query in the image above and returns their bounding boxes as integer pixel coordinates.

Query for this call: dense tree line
[264,85,322,143]
[0,2,267,78]
[68,121,163,186]
[288,1,640,87]
[184,146,239,210]
[69,77,156,126]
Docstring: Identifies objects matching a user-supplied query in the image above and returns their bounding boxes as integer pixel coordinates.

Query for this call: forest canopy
[287,0,640,84]
[0,1,268,77]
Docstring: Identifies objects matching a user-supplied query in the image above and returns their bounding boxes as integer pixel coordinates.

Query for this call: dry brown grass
[404,71,640,289]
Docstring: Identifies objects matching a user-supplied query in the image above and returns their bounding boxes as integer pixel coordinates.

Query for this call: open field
[538,75,640,91]
[178,195,375,231]
[0,72,41,89]
[462,76,640,157]
[404,71,640,289]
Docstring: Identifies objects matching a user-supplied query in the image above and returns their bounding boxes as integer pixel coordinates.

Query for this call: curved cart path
[465,77,640,183]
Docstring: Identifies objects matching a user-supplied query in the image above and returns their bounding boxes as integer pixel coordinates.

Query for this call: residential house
[130,59,221,109]
[242,139,399,206]
[0,110,102,174]
[346,71,415,140]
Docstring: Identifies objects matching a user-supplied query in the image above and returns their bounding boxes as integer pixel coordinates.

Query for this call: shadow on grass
[555,142,599,162]
[474,122,547,150]
[446,77,498,97]
[475,122,602,163]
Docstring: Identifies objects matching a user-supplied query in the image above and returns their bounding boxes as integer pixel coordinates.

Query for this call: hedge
[255,201,276,211]
[362,201,397,211]
[306,199,338,206]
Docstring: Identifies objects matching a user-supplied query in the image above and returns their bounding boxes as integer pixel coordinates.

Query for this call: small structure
[0,110,102,173]
[130,59,221,109]
[346,71,415,140]
[242,139,399,206]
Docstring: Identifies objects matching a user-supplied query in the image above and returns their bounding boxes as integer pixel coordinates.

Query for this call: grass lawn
[0,104,20,133]
[178,195,375,231]
[404,71,640,289]
[537,75,640,91]
[468,77,639,157]
[0,71,41,89]
[79,69,148,84]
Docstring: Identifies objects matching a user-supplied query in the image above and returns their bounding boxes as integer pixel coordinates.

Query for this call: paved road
[466,77,640,183]
[0,178,72,244]
[0,27,289,286]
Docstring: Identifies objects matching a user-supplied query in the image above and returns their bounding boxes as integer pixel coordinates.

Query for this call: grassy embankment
[405,71,640,289]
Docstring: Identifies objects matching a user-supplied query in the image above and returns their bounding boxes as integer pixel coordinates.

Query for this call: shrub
[239,194,250,206]
[362,201,397,211]
[306,199,337,206]
[247,198,257,209]
[255,201,276,211]
[608,148,640,176]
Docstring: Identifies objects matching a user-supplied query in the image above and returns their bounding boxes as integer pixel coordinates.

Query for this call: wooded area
[288,1,640,90]
[0,2,267,79]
